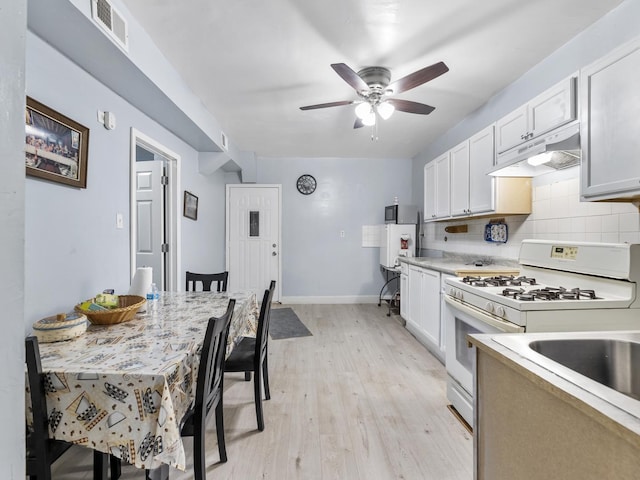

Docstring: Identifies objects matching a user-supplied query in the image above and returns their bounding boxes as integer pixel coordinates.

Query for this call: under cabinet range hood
[489,122,581,177]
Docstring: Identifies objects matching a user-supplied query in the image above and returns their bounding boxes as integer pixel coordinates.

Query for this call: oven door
[444,295,523,424]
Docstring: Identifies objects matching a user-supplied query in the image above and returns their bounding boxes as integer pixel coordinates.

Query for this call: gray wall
[1,0,27,476]
[411,0,640,212]
[24,32,229,327]
[257,157,413,300]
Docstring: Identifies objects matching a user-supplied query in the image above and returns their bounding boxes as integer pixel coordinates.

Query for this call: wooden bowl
[75,295,146,325]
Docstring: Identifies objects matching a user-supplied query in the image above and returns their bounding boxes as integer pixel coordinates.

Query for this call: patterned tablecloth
[30,291,258,471]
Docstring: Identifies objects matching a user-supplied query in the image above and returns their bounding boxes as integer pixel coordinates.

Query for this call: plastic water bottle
[147,283,158,313]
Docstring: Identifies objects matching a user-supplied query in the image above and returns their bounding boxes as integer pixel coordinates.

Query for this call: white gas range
[443,239,640,428]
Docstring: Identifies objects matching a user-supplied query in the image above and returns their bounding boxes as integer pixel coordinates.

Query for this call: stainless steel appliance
[444,239,640,427]
[385,204,418,224]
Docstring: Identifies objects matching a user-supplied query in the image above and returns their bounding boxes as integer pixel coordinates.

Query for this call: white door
[135,160,166,289]
[226,185,281,301]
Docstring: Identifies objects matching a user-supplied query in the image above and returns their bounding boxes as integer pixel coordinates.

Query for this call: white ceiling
[121,0,623,159]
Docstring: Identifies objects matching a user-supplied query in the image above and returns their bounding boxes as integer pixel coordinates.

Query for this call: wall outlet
[340,230,345,238]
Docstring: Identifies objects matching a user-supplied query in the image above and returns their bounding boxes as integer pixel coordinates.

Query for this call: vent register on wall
[91,0,129,52]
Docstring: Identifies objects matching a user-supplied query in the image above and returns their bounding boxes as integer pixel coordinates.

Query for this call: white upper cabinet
[450,140,470,216]
[424,153,451,221]
[424,161,436,220]
[580,35,640,202]
[435,153,451,219]
[468,125,495,215]
[496,75,577,155]
[448,125,495,218]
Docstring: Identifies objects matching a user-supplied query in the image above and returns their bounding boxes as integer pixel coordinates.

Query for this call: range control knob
[449,287,457,297]
[495,306,506,317]
[485,302,495,313]
[456,290,464,301]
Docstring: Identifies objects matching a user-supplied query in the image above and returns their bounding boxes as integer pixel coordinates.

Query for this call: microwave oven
[385,204,418,224]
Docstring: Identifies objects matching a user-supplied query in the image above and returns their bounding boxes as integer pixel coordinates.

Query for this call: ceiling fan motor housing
[357,66,391,92]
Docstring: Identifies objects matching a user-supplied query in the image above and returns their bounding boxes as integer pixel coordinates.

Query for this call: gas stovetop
[446,239,640,314]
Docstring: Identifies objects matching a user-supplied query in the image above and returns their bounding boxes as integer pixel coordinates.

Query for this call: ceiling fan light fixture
[377,101,395,120]
[355,102,372,120]
[362,110,376,126]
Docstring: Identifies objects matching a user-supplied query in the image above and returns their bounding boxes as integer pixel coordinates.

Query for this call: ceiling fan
[300,61,449,128]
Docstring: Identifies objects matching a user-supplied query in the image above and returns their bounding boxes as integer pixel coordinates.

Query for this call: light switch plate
[116,213,124,229]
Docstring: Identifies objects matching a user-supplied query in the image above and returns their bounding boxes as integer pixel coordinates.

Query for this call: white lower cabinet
[406,264,444,362]
[400,264,409,320]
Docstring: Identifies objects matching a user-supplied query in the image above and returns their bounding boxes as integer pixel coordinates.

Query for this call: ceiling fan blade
[331,63,369,92]
[387,99,435,115]
[387,61,449,94]
[300,100,355,111]
[354,118,364,129]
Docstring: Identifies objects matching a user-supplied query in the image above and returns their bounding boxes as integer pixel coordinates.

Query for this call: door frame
[129,128,181,292]
[225,184,282,302]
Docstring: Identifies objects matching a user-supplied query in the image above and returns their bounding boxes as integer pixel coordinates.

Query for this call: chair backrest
[254,281,276,364]
[25,336,51,462]
[186,271,229,292]
[194,299,234,413]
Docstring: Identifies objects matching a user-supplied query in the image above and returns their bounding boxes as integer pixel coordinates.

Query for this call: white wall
[425,168,640,260]
[24,33,229,327]
[413,0,640,258]
[257,157,413,300]
[1,1,27,476]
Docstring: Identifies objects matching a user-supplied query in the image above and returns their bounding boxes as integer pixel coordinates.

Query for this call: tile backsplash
[423,169,640,260]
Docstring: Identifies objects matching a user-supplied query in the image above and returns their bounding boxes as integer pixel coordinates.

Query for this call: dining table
[29,290,258,477]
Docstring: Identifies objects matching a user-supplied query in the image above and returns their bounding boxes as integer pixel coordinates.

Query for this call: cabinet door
[450,140,470,217]
[581,38,640,200]
[424,161,437,220]
[529,76,576,138]
[400,274,408,320]
[468,125,495,215]
[435,153,451,218]
[407,267,423,331]
[420,268,441,348]
[495,104,528,154]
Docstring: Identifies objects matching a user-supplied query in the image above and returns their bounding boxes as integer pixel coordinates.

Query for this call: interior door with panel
[135,159,166,289]
[226,185,281,301]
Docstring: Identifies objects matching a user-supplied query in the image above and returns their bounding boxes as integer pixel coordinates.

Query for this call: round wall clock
[296,174,317,195]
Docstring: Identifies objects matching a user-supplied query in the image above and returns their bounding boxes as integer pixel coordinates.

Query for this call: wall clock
[296,174,317,195]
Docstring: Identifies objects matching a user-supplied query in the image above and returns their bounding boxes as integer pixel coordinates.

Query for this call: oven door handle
[444,296,525,334]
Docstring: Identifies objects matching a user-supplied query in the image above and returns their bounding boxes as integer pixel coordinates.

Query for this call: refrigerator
[380,224,416,268]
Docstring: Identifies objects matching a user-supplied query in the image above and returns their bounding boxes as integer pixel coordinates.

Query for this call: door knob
[272,252,277,256]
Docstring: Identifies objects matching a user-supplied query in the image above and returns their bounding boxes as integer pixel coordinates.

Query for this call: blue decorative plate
[484,223,508,243]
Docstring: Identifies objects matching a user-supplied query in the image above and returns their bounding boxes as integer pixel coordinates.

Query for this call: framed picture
[183,190,198,220]
[25,97,89,188]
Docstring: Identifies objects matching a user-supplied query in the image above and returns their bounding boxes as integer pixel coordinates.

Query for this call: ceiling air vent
[91,0,129,52]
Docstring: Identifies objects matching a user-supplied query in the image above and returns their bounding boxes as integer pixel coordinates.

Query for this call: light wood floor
[52,304,472,479]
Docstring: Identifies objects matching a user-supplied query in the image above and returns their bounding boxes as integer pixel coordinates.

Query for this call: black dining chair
[181,298,234,474]
[224,281,276,431]
[113,299,234,479]
[26,336,111,480]
[186,271,229,292]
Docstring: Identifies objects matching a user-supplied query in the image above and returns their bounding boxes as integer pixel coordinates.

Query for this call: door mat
[269,308,312,340]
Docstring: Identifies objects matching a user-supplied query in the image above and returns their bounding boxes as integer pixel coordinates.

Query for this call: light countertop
[397,256,519,276]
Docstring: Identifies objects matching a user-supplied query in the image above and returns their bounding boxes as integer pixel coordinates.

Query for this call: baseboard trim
[280,295,380,304]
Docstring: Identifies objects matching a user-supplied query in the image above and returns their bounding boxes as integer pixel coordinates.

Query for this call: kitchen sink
[529,338,640,401]
[492,331,640,418]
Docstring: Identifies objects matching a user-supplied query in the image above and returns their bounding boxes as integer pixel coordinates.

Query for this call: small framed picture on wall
[183,190,198,220]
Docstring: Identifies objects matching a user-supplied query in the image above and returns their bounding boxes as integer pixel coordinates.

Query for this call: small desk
[32,291,257,473]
